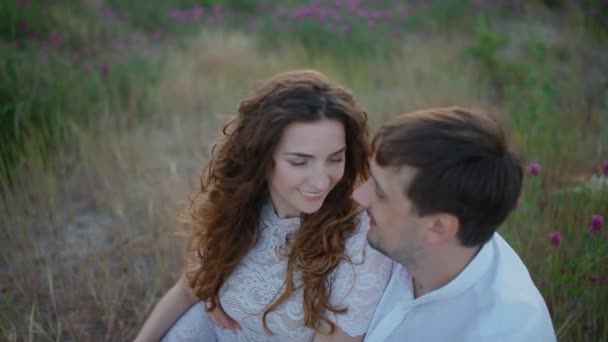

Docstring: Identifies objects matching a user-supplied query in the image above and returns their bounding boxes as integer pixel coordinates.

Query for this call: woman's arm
[134,275,198,342]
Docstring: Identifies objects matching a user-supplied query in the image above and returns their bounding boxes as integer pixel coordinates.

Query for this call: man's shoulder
[475,235,555,340]
[476,294,555,341]
[479,234,547,303]
[486,234,541,290]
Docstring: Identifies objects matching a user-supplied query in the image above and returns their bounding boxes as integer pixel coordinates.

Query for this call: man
[354,107,556,341]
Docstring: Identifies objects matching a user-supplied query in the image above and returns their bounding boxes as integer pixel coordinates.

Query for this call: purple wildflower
[150,31,164,41]
[169,7,205,23]
[602,160,608,175]
[17,21,29,34]
[589,274,600,283]
[191,6,205,20]
[356,9,369,20]
[549,231,562,247]
[590,214,605,233]
[526,162,542,176]
[292,5,323,21]
[370,10,387,20]
[100,64,111,77]
[49,32,64,48]
[275,5,289,18]
[99,7,119,20]
[169,9,187,22]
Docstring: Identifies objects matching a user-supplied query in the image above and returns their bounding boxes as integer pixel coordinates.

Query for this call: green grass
[1,1,607,340]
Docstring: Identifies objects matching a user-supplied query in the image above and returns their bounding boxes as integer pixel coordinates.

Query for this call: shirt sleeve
[327,212,393,337]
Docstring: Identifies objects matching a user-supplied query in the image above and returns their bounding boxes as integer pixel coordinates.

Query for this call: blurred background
[1,0,607,340]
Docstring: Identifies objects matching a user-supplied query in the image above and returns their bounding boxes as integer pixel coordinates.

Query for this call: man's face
[353,160,429,267]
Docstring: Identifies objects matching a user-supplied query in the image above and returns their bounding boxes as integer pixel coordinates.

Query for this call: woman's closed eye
[288,159,308,166]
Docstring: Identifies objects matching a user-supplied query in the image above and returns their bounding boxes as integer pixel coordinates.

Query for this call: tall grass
[1,0,607,340]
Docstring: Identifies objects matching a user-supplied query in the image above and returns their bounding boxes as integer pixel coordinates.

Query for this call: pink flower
[589,274,600,283]
[150,31,164,41]
[100,64,111,77]
[590,214,605,233]
[526,162,542,176]
[549,231,562,246]
[17,21,29,34]
[603,160,608,175]
[191,6,205,20]
[49,32,64,48]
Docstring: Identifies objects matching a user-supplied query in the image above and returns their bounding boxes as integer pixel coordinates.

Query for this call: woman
[135,70,391,341]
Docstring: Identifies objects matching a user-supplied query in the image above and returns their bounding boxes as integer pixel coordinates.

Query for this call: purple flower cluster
[265,0,415,37]
[590,214,605,233]
[549,231,562,247]
[169,6,205,23]
[526,162,542,176]
[168,5,228,26]
[548,214,605,250]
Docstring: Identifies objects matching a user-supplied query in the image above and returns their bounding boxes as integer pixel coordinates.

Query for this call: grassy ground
[1,1,607,340]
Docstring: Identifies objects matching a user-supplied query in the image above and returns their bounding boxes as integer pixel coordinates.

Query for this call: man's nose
[352,179,371,207]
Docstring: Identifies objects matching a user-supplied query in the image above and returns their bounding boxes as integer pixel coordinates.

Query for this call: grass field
[1,1,607,340]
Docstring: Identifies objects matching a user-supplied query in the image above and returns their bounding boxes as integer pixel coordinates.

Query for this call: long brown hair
[185,70,370,334]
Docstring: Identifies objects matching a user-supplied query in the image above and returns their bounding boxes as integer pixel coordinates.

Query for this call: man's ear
[424,213,459,246]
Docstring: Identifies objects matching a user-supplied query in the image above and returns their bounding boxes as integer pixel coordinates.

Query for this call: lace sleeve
[327,212,393,337]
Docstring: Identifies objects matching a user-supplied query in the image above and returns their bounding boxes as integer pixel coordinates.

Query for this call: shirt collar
[411,233,496,304]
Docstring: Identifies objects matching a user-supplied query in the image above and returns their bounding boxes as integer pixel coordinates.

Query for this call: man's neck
[409,245,480,299]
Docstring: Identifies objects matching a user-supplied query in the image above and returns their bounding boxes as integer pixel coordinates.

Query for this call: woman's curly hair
[185,70,370,334]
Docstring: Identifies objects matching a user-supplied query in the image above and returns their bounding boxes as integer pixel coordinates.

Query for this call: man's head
[354,107,522,265]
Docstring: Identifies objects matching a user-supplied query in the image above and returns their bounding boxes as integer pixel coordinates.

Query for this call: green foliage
[106,0,260,32]
[202,0,260,12]
[0,45,158,181]
[468,16,608,340]
[467,20,581,164]
[257,17,392,60]
[106,0,195,32]
[0,1,54,41]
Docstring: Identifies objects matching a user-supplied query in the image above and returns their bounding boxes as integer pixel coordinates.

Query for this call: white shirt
[364,233,556,342]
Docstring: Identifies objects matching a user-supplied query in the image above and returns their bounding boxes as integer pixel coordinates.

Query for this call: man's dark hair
[373,107,522,247]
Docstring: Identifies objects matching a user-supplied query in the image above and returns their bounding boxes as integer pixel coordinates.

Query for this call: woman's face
[268,119,346,218]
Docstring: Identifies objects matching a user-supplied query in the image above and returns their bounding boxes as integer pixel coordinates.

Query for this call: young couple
[135,70,556,341]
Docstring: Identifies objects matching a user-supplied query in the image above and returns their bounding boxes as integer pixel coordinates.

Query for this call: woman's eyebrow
[329,146,347,156]
[283,152,313,158]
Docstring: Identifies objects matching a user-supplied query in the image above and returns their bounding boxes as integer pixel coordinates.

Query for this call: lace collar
[260,198,301,237]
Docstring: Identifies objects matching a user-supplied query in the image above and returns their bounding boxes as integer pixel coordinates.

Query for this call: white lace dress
[162,201,392,342]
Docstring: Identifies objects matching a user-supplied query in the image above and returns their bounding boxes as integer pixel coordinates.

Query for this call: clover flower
[549,231,562,246]
[590,214,605,233]
[526,162,541,176]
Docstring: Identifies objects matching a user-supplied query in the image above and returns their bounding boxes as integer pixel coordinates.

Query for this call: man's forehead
[370,160,417,190]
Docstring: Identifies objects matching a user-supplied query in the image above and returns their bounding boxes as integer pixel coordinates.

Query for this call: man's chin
[366,234,390,258]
